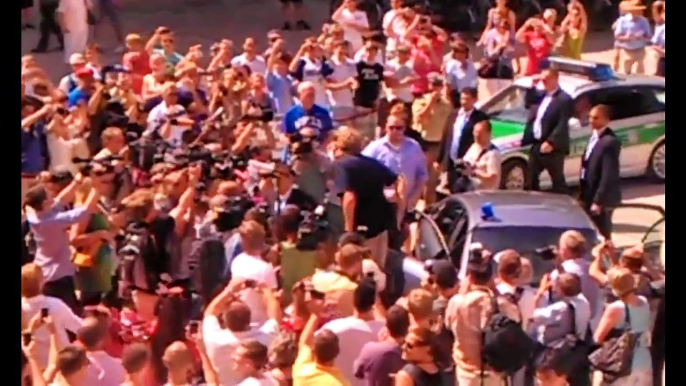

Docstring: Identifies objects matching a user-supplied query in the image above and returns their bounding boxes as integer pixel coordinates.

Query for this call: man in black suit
[436,87,489,192]
[521,68,573,194]
[579,104,622,238]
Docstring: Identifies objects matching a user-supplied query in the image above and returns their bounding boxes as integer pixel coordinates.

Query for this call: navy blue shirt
[334,154,398,238]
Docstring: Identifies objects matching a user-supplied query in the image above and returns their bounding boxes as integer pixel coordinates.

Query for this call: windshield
[472,226,598,284]
[481,85,529,124]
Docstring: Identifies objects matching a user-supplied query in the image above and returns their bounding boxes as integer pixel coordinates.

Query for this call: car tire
[647,140,665,183]
[500,158,529,190]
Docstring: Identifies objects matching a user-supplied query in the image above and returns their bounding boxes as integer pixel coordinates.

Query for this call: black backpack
[480,290,536,375]
[118,227,159,298]
[188,235,228,306]
[533,302,591,376]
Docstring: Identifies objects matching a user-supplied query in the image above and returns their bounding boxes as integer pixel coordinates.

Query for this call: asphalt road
[612,178,665,250]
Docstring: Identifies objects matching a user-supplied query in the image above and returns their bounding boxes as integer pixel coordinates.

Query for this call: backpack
[118,226,159,298]
[480,290,536,375]
[188,234,228,305]
[533,302,591,376]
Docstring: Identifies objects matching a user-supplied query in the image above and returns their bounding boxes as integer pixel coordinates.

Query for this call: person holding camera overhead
[146,82,196,146]
[436,87,489,193]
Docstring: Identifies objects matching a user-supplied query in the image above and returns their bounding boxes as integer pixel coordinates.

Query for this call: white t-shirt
[231,54,268,75]
[296,57,332,107]
[384,59,415,102]
[317,317,385,385]
[230,252,279,326]
[146,102,188,146]
[57,0,88,32]
[202,316,279,386]
[333,9,370,52]
[496,282,537,330]
[236,374,279,386]
[327,57,356,107]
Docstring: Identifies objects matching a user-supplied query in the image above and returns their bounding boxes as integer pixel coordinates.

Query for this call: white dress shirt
[530,294,591,343]
[532,89,557,140]
[581,130,600,180]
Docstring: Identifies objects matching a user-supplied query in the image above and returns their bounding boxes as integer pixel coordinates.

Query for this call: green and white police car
[479,58,665,190]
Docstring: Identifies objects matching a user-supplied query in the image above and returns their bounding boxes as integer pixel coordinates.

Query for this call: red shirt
[122,51,151,95]
[524,31,552,76]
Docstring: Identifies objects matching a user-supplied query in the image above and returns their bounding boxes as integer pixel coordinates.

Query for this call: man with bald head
[579,104,622,239]
[77,316,126,385]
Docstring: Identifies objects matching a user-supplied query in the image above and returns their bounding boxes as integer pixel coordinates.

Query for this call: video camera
[296,204,330,251]
[72,155,123,176]
[450,159,475,194]
[213,194,256,233]
[288,131,318,156]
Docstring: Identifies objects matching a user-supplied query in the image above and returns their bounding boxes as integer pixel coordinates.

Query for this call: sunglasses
[387,125,404,131]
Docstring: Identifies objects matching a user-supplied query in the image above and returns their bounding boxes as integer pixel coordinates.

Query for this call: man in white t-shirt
[332,0,370,52]
[230,220,278,326]
[462,120,502,191]
[384,44,416,104]
[56,0,88,64]
[202,278,281,386]
[231,37,267,75]
[326,40,357,123]
[146,82,194,146]
[316,277,385,385]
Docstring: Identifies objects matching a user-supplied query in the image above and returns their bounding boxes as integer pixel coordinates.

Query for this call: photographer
[461,120,502,190]
[259,162,318,216]
[146,82,196,146]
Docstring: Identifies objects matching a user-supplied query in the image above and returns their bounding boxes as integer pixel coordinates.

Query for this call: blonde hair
[239,220,266,251]
[406,289,434,321]
[21,263,43,298]
[607,267,636,298]
[334,126,364,154]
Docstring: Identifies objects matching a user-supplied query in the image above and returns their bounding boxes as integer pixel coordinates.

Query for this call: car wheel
[500,158,528,190]
[647,140,665,183]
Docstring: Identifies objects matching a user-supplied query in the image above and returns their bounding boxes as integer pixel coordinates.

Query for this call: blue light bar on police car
[540,57,617,81]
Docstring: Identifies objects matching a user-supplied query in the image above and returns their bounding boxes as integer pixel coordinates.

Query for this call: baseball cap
[431,260,458,289]
[74,67,94,78]
[69,53,86,65]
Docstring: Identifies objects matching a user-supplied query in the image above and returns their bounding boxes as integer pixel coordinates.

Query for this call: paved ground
[22,0,664,246]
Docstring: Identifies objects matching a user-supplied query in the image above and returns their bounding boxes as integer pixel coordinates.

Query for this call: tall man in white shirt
[521,68,572,194]
[56,0,88,64]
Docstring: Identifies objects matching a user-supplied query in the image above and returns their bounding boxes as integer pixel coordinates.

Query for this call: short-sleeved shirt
[266,72,296,115]
[291,58,334,107]
[334,154,397,238]
[293,345,352,386]
[153,48,184,67]
[354,61,385,108]
[67,87,91,108]
[281,103,334,139]
[353,341,404,386]
[523,31,552,75]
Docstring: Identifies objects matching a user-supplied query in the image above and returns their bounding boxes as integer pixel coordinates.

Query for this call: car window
[584,86,663,120]
[481,85,530,124]
[611,204,665,267]
[636,86,665,113]
[417,199,467,262]
[471,226,598,284]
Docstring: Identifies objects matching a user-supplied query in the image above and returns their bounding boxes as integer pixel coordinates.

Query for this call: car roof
[512,74,666,98]
[450,191,597,231]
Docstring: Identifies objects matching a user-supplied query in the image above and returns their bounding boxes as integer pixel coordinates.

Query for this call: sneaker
[296,20,312,30]
[281,21,292,31]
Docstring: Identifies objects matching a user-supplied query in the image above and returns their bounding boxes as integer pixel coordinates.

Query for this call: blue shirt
[153,48,184,66]
[21,123,49,174]
[614,14,652,51]
[67,87,91,108]
[28,205,91,282]
[266,72,296,115]
[281,103,334,139]
[362,137,428,204]
[444,59,479,92]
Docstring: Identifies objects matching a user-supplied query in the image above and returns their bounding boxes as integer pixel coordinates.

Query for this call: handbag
[588,303,636,383]
[534,302,590,376]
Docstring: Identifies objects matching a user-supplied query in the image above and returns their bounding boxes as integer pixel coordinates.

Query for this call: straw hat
[607,267,636,298]
[624,0,646,12]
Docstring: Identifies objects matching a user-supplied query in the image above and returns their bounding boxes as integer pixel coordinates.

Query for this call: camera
[213,194,256,233]
[288,131,317,155]
[296,205,330,251]
[72,155,122,176]
[450,159,475,194]
[535,245,558,261]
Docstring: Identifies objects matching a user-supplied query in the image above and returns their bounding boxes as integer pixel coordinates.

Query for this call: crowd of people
[21,0,665,385]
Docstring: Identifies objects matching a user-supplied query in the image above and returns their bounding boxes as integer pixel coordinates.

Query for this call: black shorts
[280,0,303,4]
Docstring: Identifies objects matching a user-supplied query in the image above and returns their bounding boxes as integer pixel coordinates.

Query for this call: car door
[611,203,665,268]
[577,86,665,177]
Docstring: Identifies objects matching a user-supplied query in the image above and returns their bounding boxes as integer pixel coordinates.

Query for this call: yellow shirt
[293,345,351,386]
[412,94,453,143]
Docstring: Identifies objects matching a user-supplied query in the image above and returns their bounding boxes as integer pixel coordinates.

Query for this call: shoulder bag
[588,303,636,383]
[533,302,590,376]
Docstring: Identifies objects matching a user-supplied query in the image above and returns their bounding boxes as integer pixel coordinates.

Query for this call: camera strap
[475,144,498,164]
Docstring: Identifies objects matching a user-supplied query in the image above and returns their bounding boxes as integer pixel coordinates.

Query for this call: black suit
[437,108,489,187]
[522,87,573,193]
[579,127,622,238]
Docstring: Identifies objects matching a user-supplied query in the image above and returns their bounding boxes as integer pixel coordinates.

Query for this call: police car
[479,57,666,190]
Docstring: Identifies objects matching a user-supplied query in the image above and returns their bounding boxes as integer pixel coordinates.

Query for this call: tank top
[563,29,584,60]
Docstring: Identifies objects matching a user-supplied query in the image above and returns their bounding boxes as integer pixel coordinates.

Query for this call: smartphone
[188,321,200,334]
[22,333,32,346]
[244,279,257,289]
[41,308,49,320]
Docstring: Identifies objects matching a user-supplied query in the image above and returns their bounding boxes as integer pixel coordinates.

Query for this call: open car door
[611,203,665,267]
